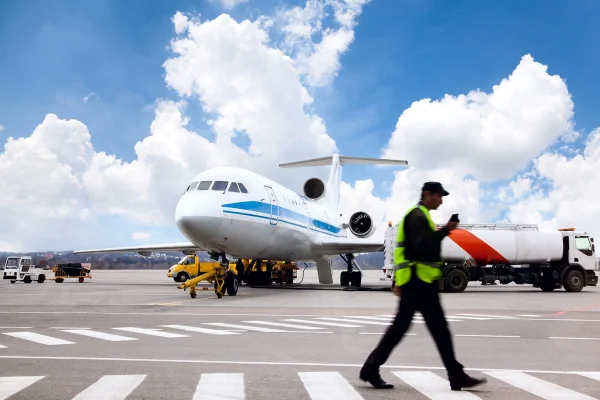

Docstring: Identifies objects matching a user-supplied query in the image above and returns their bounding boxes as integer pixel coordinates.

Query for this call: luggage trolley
[52,263,92,283]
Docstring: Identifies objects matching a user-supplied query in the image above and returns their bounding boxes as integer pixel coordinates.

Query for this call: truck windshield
[5,258,18,267]
[177,257,194,265]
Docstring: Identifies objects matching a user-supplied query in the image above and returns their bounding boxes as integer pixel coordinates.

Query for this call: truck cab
[167,255,221,282]
[3,256,46,284]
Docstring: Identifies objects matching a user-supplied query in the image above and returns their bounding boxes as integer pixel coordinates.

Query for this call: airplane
[73,154,409,287]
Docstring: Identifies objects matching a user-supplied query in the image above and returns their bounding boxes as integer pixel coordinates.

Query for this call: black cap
[421,181,449,196]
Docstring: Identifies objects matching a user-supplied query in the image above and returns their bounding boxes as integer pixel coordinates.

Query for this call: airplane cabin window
[212,181,229,191]
[228,182,240,192]
[197,181,212,190]
[237,183,248,193]
[187,181,199,191]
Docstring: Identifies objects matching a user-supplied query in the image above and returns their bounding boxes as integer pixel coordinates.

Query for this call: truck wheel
[563,269,584,292]
[444,269,468,293]
[37,275,45,283]
[23,276,31,284]
[177,272,188,283]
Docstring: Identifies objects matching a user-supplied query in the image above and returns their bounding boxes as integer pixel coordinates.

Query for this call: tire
[23,276,31,284]
[444,269,468,293]
[340,271,350,287]
[177,272,189,282]
[226,275,239,296]
[37,275,45,283]
[350,271,362,287]
[563,269,584,292]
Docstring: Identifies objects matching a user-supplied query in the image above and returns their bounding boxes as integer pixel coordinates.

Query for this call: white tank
[384,223,565,266]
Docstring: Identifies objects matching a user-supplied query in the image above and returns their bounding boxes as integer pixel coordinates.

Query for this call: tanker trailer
[382,223,598,293]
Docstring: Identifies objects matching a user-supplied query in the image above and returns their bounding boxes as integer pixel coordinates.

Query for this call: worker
[359,181,487,391]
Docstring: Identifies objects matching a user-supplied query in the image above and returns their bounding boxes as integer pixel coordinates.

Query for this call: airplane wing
[313,237,385,255]
[72,241,208,256]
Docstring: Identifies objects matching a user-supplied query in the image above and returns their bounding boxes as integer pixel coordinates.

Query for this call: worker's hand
[393,285,401,296]
[446,220,458,231]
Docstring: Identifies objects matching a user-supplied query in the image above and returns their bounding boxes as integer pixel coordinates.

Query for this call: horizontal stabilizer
[73,241,207,255]
[312,237,385,255]
[279,155,408,168]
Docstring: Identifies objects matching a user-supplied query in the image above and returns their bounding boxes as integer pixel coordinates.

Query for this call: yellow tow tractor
[176,258,241,299]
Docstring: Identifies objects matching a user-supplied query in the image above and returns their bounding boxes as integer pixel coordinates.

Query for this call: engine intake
[303,178,326,200]
[349,211,375,238]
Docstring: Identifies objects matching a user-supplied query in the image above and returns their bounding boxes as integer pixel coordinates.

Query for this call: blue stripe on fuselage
[221,201,342,236]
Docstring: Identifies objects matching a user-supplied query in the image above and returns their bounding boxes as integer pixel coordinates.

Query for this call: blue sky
[0,0,598,210]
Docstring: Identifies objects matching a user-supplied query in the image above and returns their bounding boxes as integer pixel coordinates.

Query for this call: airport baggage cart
[52,262,92,283]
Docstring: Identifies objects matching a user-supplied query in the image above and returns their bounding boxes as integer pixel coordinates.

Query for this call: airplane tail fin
[279,154,408,210]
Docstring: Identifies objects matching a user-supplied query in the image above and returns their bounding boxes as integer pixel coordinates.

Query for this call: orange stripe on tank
[448,229,509,264]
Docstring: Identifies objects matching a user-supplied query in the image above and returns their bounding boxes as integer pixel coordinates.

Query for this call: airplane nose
[175,193,222,240]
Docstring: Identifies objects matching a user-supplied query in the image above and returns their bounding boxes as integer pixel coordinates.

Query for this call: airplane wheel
[350,271,362,287]
[340,271,349,286]
[226,275,238,296]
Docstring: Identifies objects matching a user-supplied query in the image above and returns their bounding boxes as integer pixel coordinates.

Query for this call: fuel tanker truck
[382,223,598,293]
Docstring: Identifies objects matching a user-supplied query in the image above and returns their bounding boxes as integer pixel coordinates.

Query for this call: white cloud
[341,54,600,244]
[217,0,249,10]
[132,232,151,240]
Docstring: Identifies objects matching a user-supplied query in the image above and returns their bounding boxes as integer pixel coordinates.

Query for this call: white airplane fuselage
[175,166,346,262]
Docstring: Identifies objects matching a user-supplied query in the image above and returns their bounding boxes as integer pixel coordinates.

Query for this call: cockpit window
[228,183,240,192]
[196,181,212,190]
[237,183,248,193]
[212,181,228,191]
[186,181,198,191]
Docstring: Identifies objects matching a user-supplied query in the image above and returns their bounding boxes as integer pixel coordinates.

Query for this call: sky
[0,0,599,252]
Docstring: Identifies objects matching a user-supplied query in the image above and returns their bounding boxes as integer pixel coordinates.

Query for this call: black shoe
[359,371,394,389]
[450,375,487,391]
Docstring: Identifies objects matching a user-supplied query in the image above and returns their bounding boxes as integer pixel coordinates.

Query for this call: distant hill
[0,250,385,270]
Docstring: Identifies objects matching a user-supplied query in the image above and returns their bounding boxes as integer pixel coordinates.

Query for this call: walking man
[359,181,487,391]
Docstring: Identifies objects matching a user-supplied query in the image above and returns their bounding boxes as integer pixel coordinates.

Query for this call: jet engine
[303,177,326,200]
[349,211,376,238]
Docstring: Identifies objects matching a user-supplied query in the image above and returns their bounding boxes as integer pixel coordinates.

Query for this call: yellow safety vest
[394,204,443,286]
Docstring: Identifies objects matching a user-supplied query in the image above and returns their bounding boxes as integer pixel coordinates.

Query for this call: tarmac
[1,268,599,399]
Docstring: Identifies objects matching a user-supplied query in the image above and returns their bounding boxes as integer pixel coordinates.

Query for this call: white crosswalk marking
[0,376,44,399]
[316,317,391,326]
[203,322,288,332]
[2,332,74,345]
[161,324,241,335]
[298,371,364,400]
[241,321,326,330]
[348,316,394,321]
[484,371,597,400]
[112,327,190,338]
[62,329,137,342]
[393,371,481,399]
[456,314,516,319]
[0,369,599,399]
[193,373,244,400]
[578,371,600,381]
[72,375,146,400]
[282,319,362,327]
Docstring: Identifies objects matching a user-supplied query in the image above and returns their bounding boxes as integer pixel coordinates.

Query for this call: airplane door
[264,185,279,225]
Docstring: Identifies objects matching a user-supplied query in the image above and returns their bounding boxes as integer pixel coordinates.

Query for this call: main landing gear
[339,253,363,288]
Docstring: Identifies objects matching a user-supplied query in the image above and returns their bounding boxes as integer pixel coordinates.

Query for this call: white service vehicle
[3,256,47,284]
[381,223,598,293]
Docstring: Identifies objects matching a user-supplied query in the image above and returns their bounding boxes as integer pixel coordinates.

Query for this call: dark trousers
[361,274,465,383]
